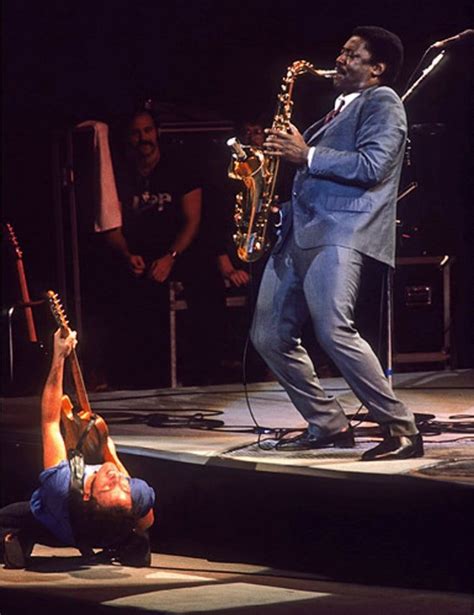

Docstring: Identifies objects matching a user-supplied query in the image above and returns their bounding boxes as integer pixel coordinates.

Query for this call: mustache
[137,140,154,147]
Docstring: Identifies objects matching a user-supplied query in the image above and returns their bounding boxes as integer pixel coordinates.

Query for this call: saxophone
[227,61,336,262]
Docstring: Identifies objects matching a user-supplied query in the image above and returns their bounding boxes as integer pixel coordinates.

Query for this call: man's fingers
[287,122,299,134]
[263,145,283,157]
[67,330,78,350]
[130,255,145,274]
[266,128,291,141]
[148,267,167,283]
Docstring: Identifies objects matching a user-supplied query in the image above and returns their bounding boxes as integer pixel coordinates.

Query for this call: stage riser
[122,452,473,594]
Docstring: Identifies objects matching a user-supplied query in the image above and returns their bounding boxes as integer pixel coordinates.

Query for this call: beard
[135,141,156,158]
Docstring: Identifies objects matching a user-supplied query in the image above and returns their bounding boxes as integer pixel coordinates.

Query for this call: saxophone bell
[227,137,248,161]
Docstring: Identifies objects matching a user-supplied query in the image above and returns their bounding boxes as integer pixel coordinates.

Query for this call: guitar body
[60,394,108,464]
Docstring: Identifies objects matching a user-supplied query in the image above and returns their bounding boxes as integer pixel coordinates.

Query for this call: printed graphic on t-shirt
[132,191,172,213]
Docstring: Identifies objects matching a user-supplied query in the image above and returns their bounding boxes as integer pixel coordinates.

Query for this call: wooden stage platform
[1,369,473,611]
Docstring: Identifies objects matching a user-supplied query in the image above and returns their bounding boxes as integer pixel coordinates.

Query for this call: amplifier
[393,256,453,366]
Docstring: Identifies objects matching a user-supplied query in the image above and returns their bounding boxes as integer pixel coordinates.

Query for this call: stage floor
[3,369,473,485]
[0,549,471,614]
[1,369,473,606]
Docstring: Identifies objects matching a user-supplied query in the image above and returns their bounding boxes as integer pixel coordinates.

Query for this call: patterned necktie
[324,98,346,124]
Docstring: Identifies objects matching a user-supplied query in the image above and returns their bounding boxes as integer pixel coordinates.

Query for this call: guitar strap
[68,448,86,495]
[68,415,98,495]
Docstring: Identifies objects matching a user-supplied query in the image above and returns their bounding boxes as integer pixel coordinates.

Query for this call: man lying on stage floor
[0,329,155,569]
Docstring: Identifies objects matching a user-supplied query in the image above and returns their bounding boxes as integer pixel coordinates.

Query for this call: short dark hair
[130,98,161,130]
[69,491,136,550]
[352,26,404,85]
[128,108,160,132]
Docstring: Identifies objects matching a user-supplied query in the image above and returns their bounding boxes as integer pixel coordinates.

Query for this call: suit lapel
[304,89,371,145]
[305,104,348,144]
[303,118,325,144]
[305,118,332,145]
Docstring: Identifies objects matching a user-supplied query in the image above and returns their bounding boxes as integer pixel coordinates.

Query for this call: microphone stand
[402,50,446,103]
[386,46,447,382]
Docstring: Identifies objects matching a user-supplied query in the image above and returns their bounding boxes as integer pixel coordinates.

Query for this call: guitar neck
[68,345,92,414]
[15,257,38,343]
[47,289,92,415]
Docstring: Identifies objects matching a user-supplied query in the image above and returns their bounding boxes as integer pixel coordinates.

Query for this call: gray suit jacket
[276,85,407,266]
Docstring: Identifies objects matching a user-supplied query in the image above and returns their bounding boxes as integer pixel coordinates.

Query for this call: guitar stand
[4,299,46,385]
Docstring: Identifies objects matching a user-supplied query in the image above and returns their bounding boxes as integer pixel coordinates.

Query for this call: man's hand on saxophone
[263,123,309,166]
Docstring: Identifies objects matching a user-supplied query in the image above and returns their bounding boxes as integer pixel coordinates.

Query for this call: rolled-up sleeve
[130,478,155,518]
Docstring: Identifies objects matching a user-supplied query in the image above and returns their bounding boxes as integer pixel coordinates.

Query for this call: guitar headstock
[47,290,70,333]
[4,223,23,259]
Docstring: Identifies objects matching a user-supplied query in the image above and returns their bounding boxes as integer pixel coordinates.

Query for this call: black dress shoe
[362,433,424,461]
[276,428,355,451]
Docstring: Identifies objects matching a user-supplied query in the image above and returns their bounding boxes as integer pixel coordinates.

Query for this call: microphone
[430,29,474,49]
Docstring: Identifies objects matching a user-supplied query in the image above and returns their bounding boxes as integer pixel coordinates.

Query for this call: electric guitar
[5,223,39,342]
[3,222,47,394]
[46,290,125,470]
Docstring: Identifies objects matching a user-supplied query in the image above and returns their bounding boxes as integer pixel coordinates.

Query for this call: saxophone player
[252,26,424,460]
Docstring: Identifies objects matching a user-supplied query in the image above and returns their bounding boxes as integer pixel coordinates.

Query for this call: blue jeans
[251,234,418,437]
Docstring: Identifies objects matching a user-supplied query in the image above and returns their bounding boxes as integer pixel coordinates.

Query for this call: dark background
[2,0,473,367]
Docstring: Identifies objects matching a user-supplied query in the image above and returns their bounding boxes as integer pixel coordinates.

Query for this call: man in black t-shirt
[119,156,199,264]
[102,109,226,387]
[106,109,202,283]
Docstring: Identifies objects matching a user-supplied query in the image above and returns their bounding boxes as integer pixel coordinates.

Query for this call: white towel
[76,120,122,233]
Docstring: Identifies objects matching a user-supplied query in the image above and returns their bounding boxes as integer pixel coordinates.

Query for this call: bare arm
[41,329,77,469]
[103,227,145,276]
[135,509,155,533]
[172,187,202,255]
[102,435,130,477]
[149,187,202,283]
[217,253,250,287]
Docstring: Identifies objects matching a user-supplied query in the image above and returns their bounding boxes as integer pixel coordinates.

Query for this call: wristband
[168,249,178,260]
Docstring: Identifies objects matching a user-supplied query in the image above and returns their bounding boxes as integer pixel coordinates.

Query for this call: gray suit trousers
[251,233,418,437]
